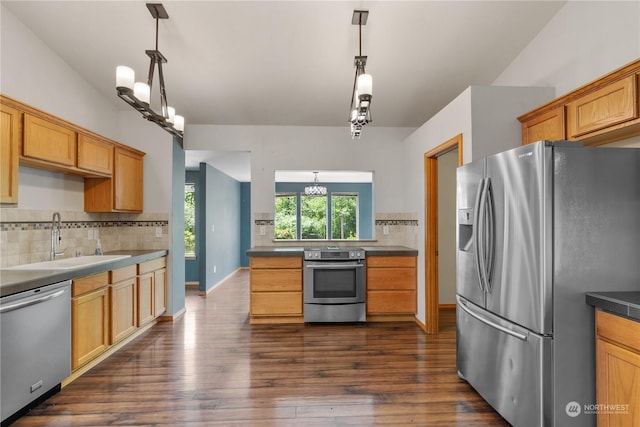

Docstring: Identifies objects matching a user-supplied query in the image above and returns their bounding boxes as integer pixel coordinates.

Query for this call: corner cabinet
[366,255,417,321]
[0,103,21,204]
[249,256,303,324]
[85,147,144,213]
[595,310,640,427]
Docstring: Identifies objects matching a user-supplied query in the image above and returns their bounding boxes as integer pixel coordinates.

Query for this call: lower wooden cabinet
[249,256,302,323]
[137,257,167,325]
[366,256,417,321]
[595,310,640,427]
[137,272,154,326]
[109,265,138,344]
[71,273,110,370]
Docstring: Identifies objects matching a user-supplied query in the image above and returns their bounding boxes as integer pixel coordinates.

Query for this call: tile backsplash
[0,209,169,268]
[253,211,419,248]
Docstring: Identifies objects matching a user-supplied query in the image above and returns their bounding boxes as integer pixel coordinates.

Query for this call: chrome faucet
[50,212,65,260]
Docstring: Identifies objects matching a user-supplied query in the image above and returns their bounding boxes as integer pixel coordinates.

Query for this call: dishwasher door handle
[0,287,69,314]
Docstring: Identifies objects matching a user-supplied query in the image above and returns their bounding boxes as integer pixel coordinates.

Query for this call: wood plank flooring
[13,269,508,426]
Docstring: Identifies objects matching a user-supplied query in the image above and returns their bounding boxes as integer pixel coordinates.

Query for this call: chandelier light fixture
[348,10,372,139]
[304,172,328,196]
[115,3,184,138]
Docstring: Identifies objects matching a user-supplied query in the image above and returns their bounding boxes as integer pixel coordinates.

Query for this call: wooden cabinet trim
[0,103,21,204]
[366,256,417,268]
[250,256,302,269]
[596,310,640,353]
[250,269,302,291]
[521,106,565,145]
[251,292,302,316]
[72,271,109,297]
[138,257,167,274]
[109,265,137,283]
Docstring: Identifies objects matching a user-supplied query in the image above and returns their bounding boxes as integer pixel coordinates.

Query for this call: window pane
[301,195,327,239]
[275,193,297,240]
[331,194,358,239]
[185,183,196,256]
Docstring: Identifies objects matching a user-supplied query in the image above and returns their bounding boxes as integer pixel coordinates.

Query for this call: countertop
[246,246,418,257]
[586,291,640,322]
[0,249,168,297]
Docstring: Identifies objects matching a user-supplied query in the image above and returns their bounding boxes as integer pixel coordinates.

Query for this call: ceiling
[4,1,566,180]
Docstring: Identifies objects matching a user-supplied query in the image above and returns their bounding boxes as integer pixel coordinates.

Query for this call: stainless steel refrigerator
[456,140,640,427]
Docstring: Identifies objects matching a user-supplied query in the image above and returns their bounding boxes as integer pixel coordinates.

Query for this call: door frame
[424,134,463,334]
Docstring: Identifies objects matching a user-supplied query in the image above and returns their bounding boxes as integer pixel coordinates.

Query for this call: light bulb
[116,66,135,90]
[357,74,373,97]
[133,82,150,104]
[174,115,185,132]
[167,106,176,123]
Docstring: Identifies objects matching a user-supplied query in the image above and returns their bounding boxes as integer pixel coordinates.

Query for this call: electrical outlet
[212,224,215,232]
[94,229,99,239]
[213,265,217,273]
[383,225,389,235]
[259,226,266,236]
[88,229,94,240]
[155,227,162,237]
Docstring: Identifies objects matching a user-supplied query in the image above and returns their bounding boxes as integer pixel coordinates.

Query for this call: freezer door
[456,159,485,307]
[484,142,552,334]
[457,296,552,427]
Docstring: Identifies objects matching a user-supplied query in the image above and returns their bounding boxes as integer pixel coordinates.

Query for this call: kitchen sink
[4,255,132,271]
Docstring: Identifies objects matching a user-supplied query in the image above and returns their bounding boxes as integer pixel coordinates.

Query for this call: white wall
[493,1,640,97]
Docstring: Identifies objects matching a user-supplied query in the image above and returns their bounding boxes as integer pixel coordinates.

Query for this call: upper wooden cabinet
[519,58,640,146]
[0,104,21,204]
[566,74,637,139]
[77,134,114,175]
[84,147,144,213]
[23,113,76,166]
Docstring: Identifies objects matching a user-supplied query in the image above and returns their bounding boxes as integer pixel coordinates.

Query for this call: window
[185,183,196,257]
[274,191,358,240]
[331,193,358,240]
[301,195,327,239]
[275,193,297,240]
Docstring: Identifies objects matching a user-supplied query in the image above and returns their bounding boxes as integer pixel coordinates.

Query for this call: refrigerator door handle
[473,178,486,292]
[477,177,490,292]
[457,296,528,342]
[484,178,495,291]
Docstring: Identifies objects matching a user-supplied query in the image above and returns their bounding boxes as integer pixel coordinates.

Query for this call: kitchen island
[247,246,418,324]
[586,292,640,427]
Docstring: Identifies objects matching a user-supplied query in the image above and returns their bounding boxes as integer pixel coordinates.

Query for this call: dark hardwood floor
[14,269,508,426]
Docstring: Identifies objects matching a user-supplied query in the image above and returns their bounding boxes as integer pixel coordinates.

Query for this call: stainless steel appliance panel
[456,159,485,308]
[303,262,365,304]
[484,143,553,335]
[304,302,366,322]
[1,280,71,423]
[456,296,552,427]
[551,144,640,426]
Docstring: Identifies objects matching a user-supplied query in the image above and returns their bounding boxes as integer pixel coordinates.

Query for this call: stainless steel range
[303,247,366,322]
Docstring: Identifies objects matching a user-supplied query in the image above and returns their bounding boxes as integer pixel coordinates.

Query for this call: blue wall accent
[275,182,373,239]
[171,137,186,315]
[240,182,251,267]
[198,163,242,293]
[185,170,199,282]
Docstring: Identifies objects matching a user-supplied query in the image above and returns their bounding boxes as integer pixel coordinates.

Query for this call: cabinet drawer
[566,75,637,138]
[251,269,302,291]
[367,256,416,268]
[23,113,76,166]
[250,256,302,269]
[109,265,137,283]
[596,310,640,353]
[367,290,416,314]
[367,268,416,290]
[72,271,109,297]
[251,292,302,316]
[137,257,167,274]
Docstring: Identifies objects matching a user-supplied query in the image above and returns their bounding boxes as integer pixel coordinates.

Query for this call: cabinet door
[137,272,154,326]
[114,148,143,211]
[110,278,137,344]
[72,287,109,370]
[153,268,166,317]
[596,337,640,427]
[77,134,113,175]
[520,107,565,145]
[0,104,21,204]
[23,113,76,166]
[567,75,637,138]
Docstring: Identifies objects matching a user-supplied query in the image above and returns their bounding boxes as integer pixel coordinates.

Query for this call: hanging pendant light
[115,3,184,138]
[348,10,372,139]
[304,172,327,196]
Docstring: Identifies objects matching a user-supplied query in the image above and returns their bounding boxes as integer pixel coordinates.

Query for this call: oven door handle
[304,263,365,270]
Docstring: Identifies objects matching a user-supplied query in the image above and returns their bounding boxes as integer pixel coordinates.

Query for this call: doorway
[424,134,463,334]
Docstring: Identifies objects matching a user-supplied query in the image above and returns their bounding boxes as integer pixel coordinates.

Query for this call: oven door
[303,261,365,304]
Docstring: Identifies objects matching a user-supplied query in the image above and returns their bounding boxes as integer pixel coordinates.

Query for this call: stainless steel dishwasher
[1,280,71,425]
